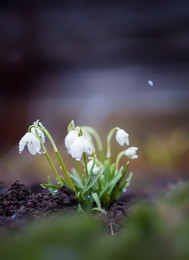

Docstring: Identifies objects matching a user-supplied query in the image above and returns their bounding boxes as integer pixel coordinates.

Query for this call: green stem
[55,151,76,192]
[40,127,58,152]
[106,127,119,159]
[34,123,76,192]
[82,126,104,161]
[115,150,125,170]
[83,152,88,176]
[76,160,83,177]
[41,143,63,186]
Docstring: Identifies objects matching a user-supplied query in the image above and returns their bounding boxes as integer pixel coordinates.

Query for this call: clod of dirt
[54,186,78,207]
[102,201,130,233]
[0,180,78,230]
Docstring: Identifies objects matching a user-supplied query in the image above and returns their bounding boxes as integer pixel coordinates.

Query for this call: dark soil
[0,180,77,231]
[0,180,148,233]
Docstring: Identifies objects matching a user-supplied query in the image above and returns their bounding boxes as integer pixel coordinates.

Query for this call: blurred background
[0,0,189,190]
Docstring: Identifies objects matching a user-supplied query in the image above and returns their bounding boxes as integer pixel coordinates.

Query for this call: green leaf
[72,168,83,182]
[70,171,84,188]
[84,159,96,188]
[91,207,106,214]
[103,160,111,183]
[92,192,101,209]
[82,168,103,194]
[119,172,133,192]
[119,161,129,184]
[45,176,60,195]
[77,204,87,215]
[108,167,124,195]
[41,183,60,189]
[99,167,123,198]
[59,176,68,186]
[91,193,106,214]
[110,163,130,201]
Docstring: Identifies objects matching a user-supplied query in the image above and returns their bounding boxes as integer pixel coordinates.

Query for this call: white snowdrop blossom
[69,136,93,161]
[31,127,45,143]
[125,147,138,159]
[19,132,42,155]
[87,160,100,175]
[116,128,129,146]
[65,130,78,152]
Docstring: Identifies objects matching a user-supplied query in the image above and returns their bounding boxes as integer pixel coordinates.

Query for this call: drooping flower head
[125,147,138,159]
[69,136,93,161]
[65,129,78,153]
[116,128,129,146]
[31,127,45,143]
[19,132,42,155]
[65,121,93,160]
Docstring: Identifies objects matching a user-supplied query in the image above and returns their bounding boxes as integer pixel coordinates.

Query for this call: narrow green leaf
[84,159,96,188]
[92,192,101,209]
[59,176,68,186]
[77,204,87,215]
[118,161,130,184]
[46,176,60,195]
[70,173,84,188]
[107,168,124,197]
[99,167,123,198]
[72,168,82,183]
[82,169,102,194]
[41,183,60,189]
[91,207,106,214]
[103,160,111,183]
[119,172,133,191]
[110,163,130,201]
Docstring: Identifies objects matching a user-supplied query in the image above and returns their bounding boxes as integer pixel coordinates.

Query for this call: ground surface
[0,180,143,233]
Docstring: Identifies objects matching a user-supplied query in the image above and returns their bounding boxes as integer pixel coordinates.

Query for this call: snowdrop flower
[65,130,78,152]
[116,128,129,146]
[69,136,93,161]
[125,147,138,159]
[19,132,42,155]
[31,127,45,143]
[87,160,100,175]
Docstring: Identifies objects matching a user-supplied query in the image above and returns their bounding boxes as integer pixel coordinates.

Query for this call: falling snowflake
[148,80,154,86]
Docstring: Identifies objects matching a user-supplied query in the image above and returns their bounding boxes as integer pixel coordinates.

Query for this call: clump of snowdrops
[19,120,138,213]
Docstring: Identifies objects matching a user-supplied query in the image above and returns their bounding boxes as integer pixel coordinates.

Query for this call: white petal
[70,147,83,161]
[116,129,129,146]
[65,130,78,150]
[69,136,86,160]
[69,136,92,161]
[93,167,99,175]
[27,143,37,155]
[87,160,100,175]
[19,132,42,155]
[84,138,93,155]
[125,147,138,159]
[31,135,42,153]
[19,133,29,153]
[131,155,138,159]
[31,127,45,143]
[87,160,93,171]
